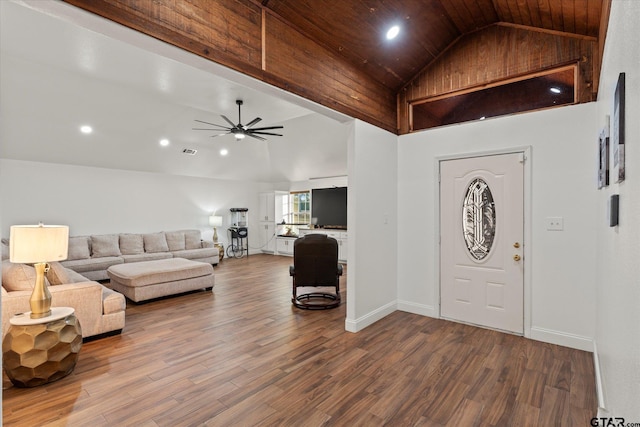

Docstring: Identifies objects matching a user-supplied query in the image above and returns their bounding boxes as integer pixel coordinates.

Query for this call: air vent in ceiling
[182,148,197,155]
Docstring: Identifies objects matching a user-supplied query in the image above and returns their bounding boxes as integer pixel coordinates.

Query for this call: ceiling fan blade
[250,131,283,136]
[211,132,231,138]
[244,117,262,129]
[194,119,230,129]
[221,115,236,127]
[246,133,267,141]
[250,125,284,131]
[193,127,230,131]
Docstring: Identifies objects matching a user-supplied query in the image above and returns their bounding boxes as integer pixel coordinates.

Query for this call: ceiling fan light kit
[193,99,284,141]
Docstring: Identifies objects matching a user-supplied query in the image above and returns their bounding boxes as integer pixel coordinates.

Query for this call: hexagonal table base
[2,307,82,388]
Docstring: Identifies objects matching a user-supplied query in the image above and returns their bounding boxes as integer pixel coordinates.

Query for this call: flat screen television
[311,187,347,229]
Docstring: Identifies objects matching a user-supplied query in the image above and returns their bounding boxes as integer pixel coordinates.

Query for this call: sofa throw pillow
[165,231,186,251]
[143,232,169,253]
[91,234,122,258]
[184,230,202,250]
[46,261,70,285]
[119,234,144,255]
[1,261,50,292]
[67,236,91,260]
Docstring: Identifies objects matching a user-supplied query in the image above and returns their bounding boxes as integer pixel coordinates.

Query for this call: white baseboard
[529,326,593,352]
[593,340,607,412]
[396,300,438,317]
[344,301,396,332]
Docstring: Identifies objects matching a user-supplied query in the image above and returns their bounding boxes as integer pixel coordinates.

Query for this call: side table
[214,243,225,261]
[2,307,82,387]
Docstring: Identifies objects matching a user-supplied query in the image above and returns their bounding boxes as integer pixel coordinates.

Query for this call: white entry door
[440,153,524,334]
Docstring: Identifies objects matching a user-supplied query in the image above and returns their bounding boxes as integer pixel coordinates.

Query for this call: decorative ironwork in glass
[462,178,496,260]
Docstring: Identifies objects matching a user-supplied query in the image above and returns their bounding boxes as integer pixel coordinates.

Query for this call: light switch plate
[545,217,564,231]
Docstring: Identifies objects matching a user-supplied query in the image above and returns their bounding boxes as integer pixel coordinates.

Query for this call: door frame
[435,146,533,337]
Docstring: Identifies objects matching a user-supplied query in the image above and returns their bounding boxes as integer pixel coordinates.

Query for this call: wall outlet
[545,217,564,231]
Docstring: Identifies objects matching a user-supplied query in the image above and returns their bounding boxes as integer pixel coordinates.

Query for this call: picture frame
[598,116,610,189]
[612,72,626,183]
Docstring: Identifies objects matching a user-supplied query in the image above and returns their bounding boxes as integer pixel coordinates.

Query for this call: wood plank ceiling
[63,0,610,134]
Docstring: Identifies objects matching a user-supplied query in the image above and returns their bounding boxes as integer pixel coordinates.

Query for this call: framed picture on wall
[598,116,609,189]
[612,72,626,183]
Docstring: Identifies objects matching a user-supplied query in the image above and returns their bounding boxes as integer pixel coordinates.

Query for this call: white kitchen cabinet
[258,192,275,222]
[259,222,276,253]
[275,237,295,256]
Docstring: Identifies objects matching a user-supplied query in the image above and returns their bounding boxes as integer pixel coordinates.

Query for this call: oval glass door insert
[462,178,496,260]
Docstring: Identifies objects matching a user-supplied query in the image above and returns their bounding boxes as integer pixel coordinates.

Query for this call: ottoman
[107,258,214,302]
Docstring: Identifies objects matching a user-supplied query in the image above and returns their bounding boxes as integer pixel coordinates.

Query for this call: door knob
[513,254,521,261]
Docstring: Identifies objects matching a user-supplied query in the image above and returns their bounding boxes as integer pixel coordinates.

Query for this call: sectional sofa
[60,229,219,281]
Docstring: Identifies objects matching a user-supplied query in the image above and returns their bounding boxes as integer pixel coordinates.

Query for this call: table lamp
[209,215,223,243]
[10,223,69,319]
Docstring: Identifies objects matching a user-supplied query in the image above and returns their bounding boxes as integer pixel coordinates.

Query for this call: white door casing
[440,153,524,334]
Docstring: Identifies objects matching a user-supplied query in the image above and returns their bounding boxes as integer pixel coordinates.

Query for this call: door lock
[513,242,520,248]
[513,254,521,261]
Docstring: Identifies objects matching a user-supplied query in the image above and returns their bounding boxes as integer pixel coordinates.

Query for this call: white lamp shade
[209,215,223,227]
[9,224,69,263]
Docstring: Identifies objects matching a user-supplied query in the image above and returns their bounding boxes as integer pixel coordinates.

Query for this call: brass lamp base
[30,262,52,319]
[213,227,219,244]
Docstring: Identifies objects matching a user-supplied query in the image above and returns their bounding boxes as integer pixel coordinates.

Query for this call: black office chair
[289,234,342,309]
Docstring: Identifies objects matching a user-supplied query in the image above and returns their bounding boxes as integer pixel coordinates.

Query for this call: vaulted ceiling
[64,0,610,133]
[0,1,611,184]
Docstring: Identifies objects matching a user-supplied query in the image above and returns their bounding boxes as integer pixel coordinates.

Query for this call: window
[281,191,310,224]
[462,178,495,261]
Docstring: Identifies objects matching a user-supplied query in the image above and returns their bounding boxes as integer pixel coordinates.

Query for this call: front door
[440,153,524,334]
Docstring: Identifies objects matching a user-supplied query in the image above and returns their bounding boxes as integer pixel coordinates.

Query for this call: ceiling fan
[193,99,284,141]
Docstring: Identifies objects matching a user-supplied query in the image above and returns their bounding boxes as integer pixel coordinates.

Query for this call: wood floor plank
[2,254,596,425]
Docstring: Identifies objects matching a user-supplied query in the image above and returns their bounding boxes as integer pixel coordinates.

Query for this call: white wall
[345,120,398,331]
[0,159,272,250]
[594,0,640,419]
[397,103,599,351]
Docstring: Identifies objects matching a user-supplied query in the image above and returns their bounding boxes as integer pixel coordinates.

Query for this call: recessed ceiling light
[550,87,561,94]
[479,116,486,121]
[386,25,400,40]
[220,148,228,156]
[80,125,92,134]
[159,138,170,146]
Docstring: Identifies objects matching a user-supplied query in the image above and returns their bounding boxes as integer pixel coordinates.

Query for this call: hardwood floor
[2,254,596,426]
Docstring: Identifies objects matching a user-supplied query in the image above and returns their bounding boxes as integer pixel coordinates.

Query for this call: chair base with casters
[289,234,343,310]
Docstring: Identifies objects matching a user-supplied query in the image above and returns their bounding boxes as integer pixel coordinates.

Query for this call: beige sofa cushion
[143,232,169,253]
[119,234,144,255]
[107,258,213,287]
[165,231,186,251]
[184,230,202,250]
[68,236,91,260]
[1,261,50,291]
[91,234,121,258]
[46,261,71,285]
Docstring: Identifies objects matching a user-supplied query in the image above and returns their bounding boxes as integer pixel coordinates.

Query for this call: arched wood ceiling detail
[62,0,609,135]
